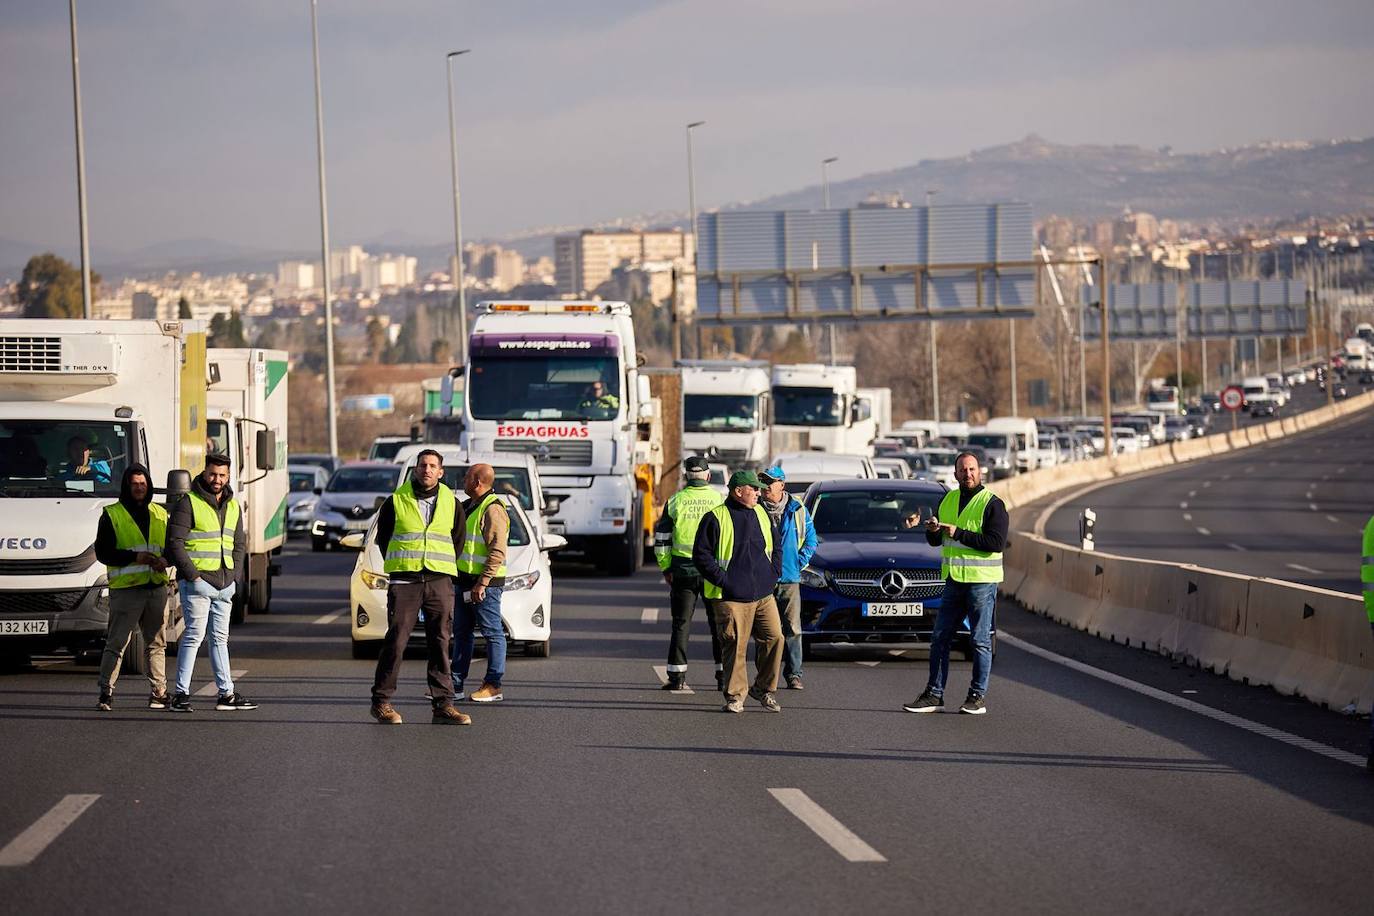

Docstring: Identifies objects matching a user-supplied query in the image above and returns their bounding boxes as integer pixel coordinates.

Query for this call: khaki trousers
[713,595,783,701]
[98,586,169,694]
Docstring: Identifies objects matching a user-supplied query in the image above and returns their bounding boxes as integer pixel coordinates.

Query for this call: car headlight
[504,570,540,591]
[600,507,626,520]
[289,499,317,518]
[799,567,827,590]
[360,569,389,590]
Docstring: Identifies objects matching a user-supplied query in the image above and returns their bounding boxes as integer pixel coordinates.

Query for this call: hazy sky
[4,0,1373,254]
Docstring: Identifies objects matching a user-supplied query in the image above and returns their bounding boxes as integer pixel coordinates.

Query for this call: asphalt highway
[1038,384,1374,594]
[1,537,1371,913]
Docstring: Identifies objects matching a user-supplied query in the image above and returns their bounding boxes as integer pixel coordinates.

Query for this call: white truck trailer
[770,363,875,456]
[206,347,288,622]
[0,320,207,665]
[461,300,656,576]
[678,360,771,469]
[857,387,893,439]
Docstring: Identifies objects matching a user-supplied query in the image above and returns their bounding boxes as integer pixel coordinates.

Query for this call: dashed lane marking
[1308,503,1319,511]
[1179,501,1189,509]
[0,795,100,867]
[1226,543,1247,552]
[640,607,658,624]
[651,665,694,694]
[999,632,1366,768]
[193,670,248,698]
[1182,513,1192,522]
[1202,481,1212,488]
[767,789,887,863]
[313,609,347,625]
[1286,563,1322,575]
[1187,490,1197,498]
[855,661,881,667]
[1195,527,1211,536]
[1326,515,1342,524]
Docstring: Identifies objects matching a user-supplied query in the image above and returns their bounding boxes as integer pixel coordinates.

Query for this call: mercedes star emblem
[879,570,907,597]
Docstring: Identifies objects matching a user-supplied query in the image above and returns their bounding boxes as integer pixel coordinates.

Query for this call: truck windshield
[773,386,843,426]
[967,433,1010,449]
[469,356,621,421]
[0,420,135,497]
[683,394,758,432]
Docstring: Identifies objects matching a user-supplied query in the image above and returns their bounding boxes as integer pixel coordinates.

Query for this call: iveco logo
[879,570,907,597]
[4,538,48,550]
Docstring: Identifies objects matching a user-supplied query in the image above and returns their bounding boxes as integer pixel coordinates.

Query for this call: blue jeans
[175,578,236,696]
[927,580,996,698]
[774,583,803,680]
[452,585,505,690]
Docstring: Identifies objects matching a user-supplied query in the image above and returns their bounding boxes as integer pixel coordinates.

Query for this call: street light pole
[309,0,338,459]
[68,0,92,318]
[447,49,471,367]
[821,156,838,209]
[685,120,705,359]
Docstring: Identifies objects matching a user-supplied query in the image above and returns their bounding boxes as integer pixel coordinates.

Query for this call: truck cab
[460,301,652,575]
[679,360,771,469]
[770,364,875,457]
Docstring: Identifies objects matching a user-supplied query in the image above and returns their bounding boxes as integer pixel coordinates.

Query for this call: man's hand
[472,582,486,603]
[662,571,673,586]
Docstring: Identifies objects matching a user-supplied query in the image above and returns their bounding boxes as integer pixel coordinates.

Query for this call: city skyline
[4,1,1374,257]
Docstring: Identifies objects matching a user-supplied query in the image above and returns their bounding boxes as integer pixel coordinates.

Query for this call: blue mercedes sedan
[798,478,986,658]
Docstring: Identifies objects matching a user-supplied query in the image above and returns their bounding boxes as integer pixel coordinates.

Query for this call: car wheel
[525,638,551,658]
[351,639,380,660]
[249,573,271,614]
[311,536,326,553]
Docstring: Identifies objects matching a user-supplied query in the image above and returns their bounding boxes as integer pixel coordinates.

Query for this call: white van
[771,451,876,494]
[984,416,1040,472]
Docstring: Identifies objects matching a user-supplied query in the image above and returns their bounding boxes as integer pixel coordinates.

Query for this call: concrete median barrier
[1011,539,1064,614]
[1173,565,1252,674]
[1089,553,1184,653]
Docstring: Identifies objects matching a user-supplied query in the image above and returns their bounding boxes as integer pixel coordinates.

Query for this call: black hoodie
[94,464,159,586]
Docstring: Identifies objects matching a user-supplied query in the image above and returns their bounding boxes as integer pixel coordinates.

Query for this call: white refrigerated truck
[0,320,207,665]
[206,347,288,622]
[460,301,656,576]
[770,363,876,456]
[679,360,771,468]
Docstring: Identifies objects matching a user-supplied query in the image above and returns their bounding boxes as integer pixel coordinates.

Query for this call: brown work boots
[370,703,403,724]
[431,704,472,725]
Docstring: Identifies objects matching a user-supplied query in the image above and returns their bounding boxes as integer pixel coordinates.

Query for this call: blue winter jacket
[773,495,818,584]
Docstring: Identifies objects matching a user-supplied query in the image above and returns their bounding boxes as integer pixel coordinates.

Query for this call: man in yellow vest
[452,463,511,703]
[1363,514,1373,774]
[165,454,254,712]
[653,455,725,691]
[693,470,784,713]
[94,464,170,711]
[905,451,1008,716]
[370,449,469,724]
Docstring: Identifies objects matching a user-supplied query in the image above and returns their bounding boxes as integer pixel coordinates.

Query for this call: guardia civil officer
[369,449,470,725]
[904,450,1007,716]
[165,453,255,712]
[653,455,725,691]
[94,464,171,710]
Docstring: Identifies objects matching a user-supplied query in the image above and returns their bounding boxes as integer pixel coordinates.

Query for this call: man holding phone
[905,451,1008,716]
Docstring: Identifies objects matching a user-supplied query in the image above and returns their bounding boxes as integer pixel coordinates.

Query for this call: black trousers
[371,576,455,705]
[666,573,722,675]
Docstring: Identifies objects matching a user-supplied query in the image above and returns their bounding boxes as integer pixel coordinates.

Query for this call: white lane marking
[1326,515,1342,524]
[1286,563,1322,575]
[1182,689,1199,694]
[1308,503,1319,511]
[1221,474,1231,481]
[1321,474,1330,481]
[999,633,1366,768]
[313,608,347,625]
[1226,542,1247,552]
[767,789,887,863]
[1202,481,1212,488]
[651,665,694,693]
[1182,513,1193,522]
[1336,467,1346,474]
[193,670,247,697]
[0,795,100,867]
[1187,490,1197,498]
[1195,527,1211,536]
[887,649,907,657]
[1179,501,1189,509]
[640,607,658,624]
[855,661,881,667]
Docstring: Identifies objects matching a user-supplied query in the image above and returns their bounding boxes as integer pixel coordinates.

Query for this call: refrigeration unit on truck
[207,347,288,622]
[678,360,771,468]
[770,364,876,457]
[0,319,208,665]
[461,301,657,576]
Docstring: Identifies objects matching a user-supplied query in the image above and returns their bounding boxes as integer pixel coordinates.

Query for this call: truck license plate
[0,619,49,635]
[345,520,370,531]
[862,602,923,618]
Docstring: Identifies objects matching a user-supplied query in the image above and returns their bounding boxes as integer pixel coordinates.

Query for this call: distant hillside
[747,134,1374,223]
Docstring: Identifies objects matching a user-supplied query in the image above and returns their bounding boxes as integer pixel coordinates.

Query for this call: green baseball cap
[728,470,762,489]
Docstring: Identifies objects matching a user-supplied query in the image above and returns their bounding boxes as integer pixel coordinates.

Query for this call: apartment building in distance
[553,228,694,297]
